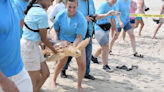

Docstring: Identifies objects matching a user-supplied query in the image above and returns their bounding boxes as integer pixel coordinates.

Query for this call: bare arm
[139,0,145,14]
[131,1,137,11]
[0,71,19,92]
[73,34,82,47]
[54,30,59,40]
[20,19,24,29]
[160,3,164,15]
[96,10,115,20]
[109,19,118,33]
[50,18,54,23]
[40,28,57,53]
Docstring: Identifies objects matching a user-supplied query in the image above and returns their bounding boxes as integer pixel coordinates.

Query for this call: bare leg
[92,46,102,58]
[152,23,162,39]
[122,30,126,42]
[28,71,40,92]
[37,61,50,91]
[110,27,114,38]
[76,49,86,92]
[52,57,68,87]
[109,32,120,51]
[138,19,144,36]
[134,19,139,29]
[126,28,136,54]
[101,44,109,66]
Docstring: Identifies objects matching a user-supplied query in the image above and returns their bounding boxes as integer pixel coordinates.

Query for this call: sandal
[116,65,129,71]
[133,52,144,58]
[109,51,114,55]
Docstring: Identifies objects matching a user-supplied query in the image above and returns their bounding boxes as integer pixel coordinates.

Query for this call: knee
[130,34,135,40]
[102,44,109,50]
[44,70,50,79]
[78,61,86,70]
[141,23,144,27]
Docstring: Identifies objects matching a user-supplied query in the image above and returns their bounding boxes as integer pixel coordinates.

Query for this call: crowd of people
[0,0,164,92]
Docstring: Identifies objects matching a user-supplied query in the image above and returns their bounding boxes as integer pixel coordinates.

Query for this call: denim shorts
[95,31,109,46]
[118,22,132,32]
[135,17,142,20]
[130,19,135,24]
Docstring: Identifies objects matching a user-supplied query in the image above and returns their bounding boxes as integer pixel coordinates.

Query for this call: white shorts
[21,38,45,71]
[0,67,33,92]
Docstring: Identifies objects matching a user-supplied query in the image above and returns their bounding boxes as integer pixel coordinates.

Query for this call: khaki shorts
[21,38,45,71]
[0,67,33,92]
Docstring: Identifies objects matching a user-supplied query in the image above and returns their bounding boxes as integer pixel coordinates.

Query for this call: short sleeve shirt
[95,1,116,32]
[14,0,29,38]
[22,4,49,42]
[54,9,87,42]
[0,0,23,77]
[114,0,131,28]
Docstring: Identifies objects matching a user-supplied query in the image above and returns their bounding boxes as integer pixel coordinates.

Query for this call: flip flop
[116,65,129,71]
[133,52,144,58]
[109,51,114,55]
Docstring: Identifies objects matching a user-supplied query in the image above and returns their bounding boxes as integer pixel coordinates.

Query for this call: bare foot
[138,34,141,36]
[152,37,157,39]
[78,87,84,92]
[68,65,73,71]
[51,81,57,88]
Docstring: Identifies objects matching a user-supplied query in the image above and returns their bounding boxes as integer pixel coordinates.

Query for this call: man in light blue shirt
[14,0,30,38]
[0,0,32,91]
[60,0,96,80]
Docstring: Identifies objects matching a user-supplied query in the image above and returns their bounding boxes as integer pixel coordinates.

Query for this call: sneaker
[153,18,160,24]
[60,70,67,78]
[84,74,95,80]
[91,55,99,64]
[103,65,113,72]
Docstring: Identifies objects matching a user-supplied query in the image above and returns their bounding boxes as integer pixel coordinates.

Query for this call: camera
[89,14,97,22]
[145,7,149,11]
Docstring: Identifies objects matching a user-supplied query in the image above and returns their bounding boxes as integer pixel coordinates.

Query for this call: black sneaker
[84,74,95,80]
[91,56,99,64]
[145,7,149,11]
[60,70,67,78]
[103,65,113,73]
[153,18,160,24]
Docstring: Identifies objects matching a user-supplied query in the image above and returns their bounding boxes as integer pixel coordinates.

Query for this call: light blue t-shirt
[114,0,131,28]
[95,1,116,32]
[78,0,95,36]
[22,4,49,42]
[54,9,87,42]
[14,0,29,38]
[0,0,23,77]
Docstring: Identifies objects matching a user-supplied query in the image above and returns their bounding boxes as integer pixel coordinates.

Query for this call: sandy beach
[42,0,164,92]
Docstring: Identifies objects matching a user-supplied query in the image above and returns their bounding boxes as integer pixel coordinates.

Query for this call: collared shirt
[54,9,87,42]
[0,0,23,77]
[22,4,49,42]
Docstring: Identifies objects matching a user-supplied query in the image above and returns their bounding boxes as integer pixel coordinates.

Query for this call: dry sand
[42,0,164,92]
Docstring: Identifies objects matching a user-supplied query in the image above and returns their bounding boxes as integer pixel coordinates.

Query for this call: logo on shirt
[11,3,17,13]
[74,23,77,28]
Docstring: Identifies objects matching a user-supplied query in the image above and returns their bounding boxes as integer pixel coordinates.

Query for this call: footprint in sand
[124,87,133,90]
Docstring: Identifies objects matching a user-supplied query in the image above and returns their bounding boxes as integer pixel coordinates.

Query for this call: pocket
[24,41,34,53]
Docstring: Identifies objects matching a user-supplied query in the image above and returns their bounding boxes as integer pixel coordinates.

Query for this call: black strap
[24,23,40,32]
[86,0,90,37]
[24,6,50,32]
